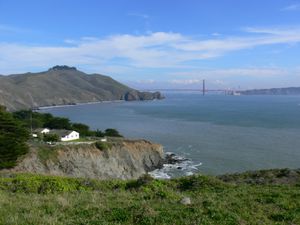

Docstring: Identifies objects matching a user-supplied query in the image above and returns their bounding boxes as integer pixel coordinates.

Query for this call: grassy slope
[0,170,299,225]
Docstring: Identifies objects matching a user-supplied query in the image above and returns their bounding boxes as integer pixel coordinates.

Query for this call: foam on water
[149,152,202,179]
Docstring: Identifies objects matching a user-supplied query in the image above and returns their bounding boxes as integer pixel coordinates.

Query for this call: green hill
[0,65,163,111]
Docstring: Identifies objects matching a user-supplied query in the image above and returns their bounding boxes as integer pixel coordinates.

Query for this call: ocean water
[41,92,300,177]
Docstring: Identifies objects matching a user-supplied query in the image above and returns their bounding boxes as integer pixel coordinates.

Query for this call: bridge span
[145,80,242,95]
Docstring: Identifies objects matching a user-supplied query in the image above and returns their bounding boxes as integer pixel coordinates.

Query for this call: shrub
[177,175,226,191]
[126,174,154,189]
[95,141,112,151]
[43,133,59,142]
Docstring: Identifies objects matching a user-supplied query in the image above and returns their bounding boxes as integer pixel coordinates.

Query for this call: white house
[49,130,80,142]
[40,128,50,134]
[32,128,50,137]
[60,130,80,142]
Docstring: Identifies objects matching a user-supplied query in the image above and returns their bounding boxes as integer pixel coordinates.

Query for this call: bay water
[41,92,300,177]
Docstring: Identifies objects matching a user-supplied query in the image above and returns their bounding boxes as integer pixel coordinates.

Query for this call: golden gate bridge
[146,80,242,95]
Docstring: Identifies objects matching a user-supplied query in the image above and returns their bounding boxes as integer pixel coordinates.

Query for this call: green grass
[0,172,299,225]
[63,137,92,142]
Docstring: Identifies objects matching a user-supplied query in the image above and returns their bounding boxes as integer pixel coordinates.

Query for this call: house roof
[34,128,49,133]
[49,129,76,137]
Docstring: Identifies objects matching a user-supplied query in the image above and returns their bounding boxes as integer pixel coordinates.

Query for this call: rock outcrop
[12,139,164,179]
[124,90,164,101]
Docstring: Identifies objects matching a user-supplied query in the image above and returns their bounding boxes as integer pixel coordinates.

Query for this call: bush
[126,174,154,189]
[43,133,59,142]
[95,141,112,151]
[177,175,226,191]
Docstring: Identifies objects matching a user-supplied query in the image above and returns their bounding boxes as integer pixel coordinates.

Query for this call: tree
[94,129,105,137]
[104,128,123,137]
[0,110,29,169]
[13,110,49,129]
[72,123,91,136]
[44,117,71,130]
[43,133,59,142]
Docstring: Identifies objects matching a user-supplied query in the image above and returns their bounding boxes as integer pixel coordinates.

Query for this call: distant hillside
[239,87,300,95]
[0,66,163,111]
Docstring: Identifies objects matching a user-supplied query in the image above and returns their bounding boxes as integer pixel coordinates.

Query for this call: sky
[1,0,300,90]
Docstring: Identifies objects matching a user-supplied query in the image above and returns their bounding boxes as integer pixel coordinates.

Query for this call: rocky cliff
[12,139,164,179]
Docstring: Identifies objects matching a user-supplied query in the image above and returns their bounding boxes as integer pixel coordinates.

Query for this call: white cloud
[166,67,300,89]
[137,79,156,84]
[211,32,221,36]
[282,3,300,11]
[171,68,290,79]
[1,27,300,74]
[173,27,300,53]
[170,79,201,85]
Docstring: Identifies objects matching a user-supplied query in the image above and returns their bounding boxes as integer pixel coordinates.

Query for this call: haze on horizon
[1,0,300,90]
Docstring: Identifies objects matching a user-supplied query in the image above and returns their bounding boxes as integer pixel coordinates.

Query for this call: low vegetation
[0,171,299,225]
[95,141,112,151]
[43,133,60,142]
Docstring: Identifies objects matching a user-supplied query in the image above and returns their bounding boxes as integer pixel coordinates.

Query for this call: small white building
[32,128,50,137]
[49,130,80,142]
[60,130,80,142]
[40,128,50,134]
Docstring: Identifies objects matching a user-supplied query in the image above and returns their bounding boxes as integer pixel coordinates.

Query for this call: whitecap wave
[149,152,202,179]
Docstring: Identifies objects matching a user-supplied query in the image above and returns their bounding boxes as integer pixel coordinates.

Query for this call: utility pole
[202,79,205,96]
[30,109,33,135]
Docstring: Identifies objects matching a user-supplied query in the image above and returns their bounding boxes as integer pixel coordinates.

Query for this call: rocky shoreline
[149,152,202,179]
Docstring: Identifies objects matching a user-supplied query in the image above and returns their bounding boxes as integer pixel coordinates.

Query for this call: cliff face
[12,140,164,179]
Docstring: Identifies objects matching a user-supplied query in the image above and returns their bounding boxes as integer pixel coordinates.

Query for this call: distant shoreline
[37,100,125,110]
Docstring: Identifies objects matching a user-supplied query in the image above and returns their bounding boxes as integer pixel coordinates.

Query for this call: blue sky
[1,0,300,89]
